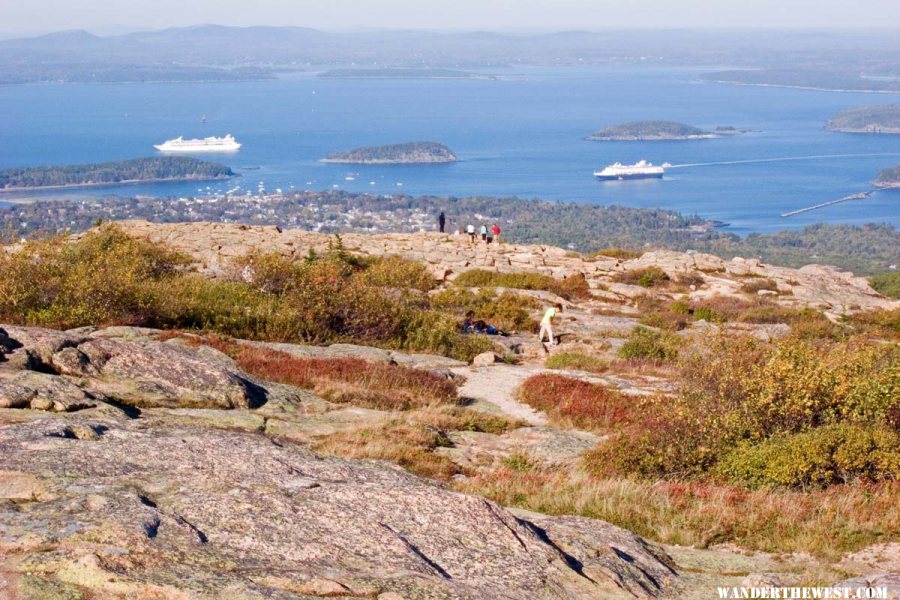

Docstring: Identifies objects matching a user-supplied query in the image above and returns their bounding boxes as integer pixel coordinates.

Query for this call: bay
[1,65,898,234]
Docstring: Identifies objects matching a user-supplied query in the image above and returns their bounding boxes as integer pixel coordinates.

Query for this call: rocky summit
[99,220,896,317]
[1,221,898,600]
[0,324,678,599]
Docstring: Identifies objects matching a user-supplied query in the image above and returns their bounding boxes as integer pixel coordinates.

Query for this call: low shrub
[517,373,633,431]
[716,425,900,488]
[587,247,643,260]
[0,225,492,360]
[617,327,680,361]
[430,288,539,332]
[848,307,900,340]
[741,278,779,295]
[234,348,459,409]
[614,266,670,288]
[593,335,900,482]
[870,271,900,299]
[452,269,590,300]
[639,310,689,330]
[545,352,608,373]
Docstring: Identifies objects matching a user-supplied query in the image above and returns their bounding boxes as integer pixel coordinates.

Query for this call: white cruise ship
[154,134,241,153]
[594,160,668,181]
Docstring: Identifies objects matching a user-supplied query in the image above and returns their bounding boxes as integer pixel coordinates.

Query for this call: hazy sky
[2,0,899,35]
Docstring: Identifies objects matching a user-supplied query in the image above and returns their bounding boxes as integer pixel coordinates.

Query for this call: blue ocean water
[1,65,898,234]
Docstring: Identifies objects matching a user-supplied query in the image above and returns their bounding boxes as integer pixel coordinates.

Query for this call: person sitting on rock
[539,303,563,345]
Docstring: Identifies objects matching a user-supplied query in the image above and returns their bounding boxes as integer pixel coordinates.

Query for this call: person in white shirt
[539,303,563,345]
[466,224,476,242]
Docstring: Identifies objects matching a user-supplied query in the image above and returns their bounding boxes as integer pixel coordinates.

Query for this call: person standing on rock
[480,224,488,243]
[539,303,563,346]
[491,223,501,243]
[466,223,476,242]
[438,211,446,233]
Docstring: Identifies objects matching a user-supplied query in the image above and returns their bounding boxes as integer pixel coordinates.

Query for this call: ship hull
[595,172,663,181]
[154,145,241,152]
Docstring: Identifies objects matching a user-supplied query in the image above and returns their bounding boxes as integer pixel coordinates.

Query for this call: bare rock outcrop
[0,417,679,599]
[102,220,899,316]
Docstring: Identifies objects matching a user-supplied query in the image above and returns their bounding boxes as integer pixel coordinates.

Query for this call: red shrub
[516,373,634,430]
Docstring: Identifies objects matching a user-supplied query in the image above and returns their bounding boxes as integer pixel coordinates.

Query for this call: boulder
[60,338,266,409]
[0,325,88,370]
[0,417,679,599]
[0,371,97,413]
[473,351,502,366]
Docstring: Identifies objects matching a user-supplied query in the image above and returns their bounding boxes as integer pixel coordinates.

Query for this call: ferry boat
[594,160,668,181]
[154,134,241,152]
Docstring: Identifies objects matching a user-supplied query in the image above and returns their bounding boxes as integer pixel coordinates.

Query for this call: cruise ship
[154,134,241,153]
[594,160,668,181]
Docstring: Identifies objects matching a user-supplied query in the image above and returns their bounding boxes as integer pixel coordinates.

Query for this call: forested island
[874,165,900,188]
[0,157,235,191]
[586,120,721,141]
[700,69,900,93]
[826,104,900,134]
[322,142,458,164]
[318,68,496,80]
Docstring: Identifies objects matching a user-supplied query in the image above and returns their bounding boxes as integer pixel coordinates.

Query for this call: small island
[826,104,900,134]
[587,120,727,141]
[0,156,235,192]
[322,142,458,164]
[874,165,900,188]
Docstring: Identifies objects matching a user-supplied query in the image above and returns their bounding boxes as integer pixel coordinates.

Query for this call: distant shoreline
[0,174,234,195]
[702,79,900,94]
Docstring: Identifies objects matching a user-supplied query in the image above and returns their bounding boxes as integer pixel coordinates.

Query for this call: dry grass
[313,406,523,480]
[454,466,900,558]
[516,373,634,431]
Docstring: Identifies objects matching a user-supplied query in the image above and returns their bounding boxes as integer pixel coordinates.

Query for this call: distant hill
[587,120,715,141]
[827,104,900,134]
[874,165,900,188]
[2,26,900,84]
[0,156,234,191]
[322,142,458,164]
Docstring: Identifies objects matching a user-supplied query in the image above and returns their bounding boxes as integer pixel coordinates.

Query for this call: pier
[781,191,873,217]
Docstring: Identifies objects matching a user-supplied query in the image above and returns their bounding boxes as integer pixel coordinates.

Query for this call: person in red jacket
[491,223,501,243]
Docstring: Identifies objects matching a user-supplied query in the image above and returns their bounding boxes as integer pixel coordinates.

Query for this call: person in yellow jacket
[539,303,563,345]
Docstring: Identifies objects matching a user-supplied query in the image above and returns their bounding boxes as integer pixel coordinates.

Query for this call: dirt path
[451,364,548,426]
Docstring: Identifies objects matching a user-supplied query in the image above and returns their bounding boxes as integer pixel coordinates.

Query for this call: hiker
[466,224,476,242]
[461,310,476,333]
[460,311,506,336]
[438,211,446,233]
[539,303,563,345]
[491,223,501,243]
[480,224,488,242]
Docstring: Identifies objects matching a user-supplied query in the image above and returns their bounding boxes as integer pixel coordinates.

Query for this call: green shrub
[692,306,721,323]
[618,327,680,361]
[615,266,670,288]
[716,425,900,488]
[361,255,438,291]
[452,269,590,300]
[430,287,538,332]
[593,335,900,482]
[870,272,900,299]
[587,247,643,260]
[545,352,607,373]
[638,311,688,331]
